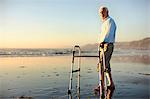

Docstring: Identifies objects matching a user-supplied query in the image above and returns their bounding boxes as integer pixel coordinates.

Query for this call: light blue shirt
[100,16,116,43]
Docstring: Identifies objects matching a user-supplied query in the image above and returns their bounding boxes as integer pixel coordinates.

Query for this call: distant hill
[81,37,150,50]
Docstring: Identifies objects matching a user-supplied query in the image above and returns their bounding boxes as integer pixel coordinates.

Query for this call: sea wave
[0,48,150,58]
[0,49,72,57]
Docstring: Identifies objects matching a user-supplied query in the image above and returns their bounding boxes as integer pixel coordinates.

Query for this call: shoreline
[0,54,149,65]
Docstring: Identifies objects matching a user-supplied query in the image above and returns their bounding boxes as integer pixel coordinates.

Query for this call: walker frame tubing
[68,45,81,99]
[68,45,109,99]
[98,46,108,99]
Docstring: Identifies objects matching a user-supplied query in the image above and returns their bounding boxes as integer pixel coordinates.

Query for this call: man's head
[99,6,109,21]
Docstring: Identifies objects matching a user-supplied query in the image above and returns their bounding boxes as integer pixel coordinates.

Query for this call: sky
[0,0,149,48]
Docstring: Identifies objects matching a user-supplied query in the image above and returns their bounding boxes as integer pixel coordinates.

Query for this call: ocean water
[0,48,149,57]
[0,49,72,57]
[0,49,149,99]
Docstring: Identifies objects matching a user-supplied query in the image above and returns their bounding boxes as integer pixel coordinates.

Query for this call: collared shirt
[99,16,116,43]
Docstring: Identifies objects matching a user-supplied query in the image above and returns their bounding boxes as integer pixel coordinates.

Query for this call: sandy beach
[0,54,149,99]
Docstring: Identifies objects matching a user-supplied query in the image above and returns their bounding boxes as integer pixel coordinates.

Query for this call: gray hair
[99,6,109,13]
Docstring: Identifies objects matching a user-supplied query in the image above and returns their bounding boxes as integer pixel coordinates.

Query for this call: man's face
[99,9,107,20]
[99,10,104,19]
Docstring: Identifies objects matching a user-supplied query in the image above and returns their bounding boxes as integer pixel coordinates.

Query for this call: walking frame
[68,44,110,99]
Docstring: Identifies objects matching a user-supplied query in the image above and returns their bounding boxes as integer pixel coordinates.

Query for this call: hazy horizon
[0,37,149,49]
[0,0,149,48]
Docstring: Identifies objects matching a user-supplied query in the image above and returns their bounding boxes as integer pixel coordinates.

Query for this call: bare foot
[106,86,115,99]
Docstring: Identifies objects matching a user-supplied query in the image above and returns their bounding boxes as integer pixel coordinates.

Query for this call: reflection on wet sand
[0,55,149,98]
[112,55,150,64]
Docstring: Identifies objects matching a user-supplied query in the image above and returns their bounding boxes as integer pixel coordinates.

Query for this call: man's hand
[100,43,104,48]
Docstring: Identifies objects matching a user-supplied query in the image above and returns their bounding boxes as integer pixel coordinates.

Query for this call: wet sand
[0,56,149,99]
